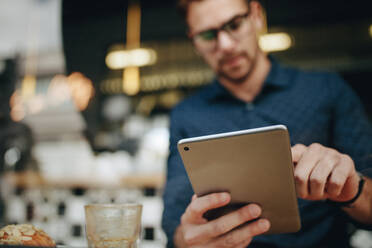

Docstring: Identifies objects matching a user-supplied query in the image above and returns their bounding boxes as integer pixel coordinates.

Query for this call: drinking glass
[84,203,142,248]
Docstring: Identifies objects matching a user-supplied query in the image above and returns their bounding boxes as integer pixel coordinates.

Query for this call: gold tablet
[177,125,301,234]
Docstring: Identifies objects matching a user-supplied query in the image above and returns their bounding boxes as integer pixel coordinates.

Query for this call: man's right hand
[174,192,270,248]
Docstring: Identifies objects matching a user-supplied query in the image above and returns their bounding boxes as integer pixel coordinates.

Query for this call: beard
[216,49,258,84]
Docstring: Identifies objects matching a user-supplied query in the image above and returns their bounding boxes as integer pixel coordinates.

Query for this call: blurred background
[0,0,372,247]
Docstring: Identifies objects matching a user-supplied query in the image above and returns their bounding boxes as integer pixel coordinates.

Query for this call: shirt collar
[206,56,292,102]
[264,55,292,88]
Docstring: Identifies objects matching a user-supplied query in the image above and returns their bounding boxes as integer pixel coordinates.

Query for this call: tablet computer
[177,125,301,234]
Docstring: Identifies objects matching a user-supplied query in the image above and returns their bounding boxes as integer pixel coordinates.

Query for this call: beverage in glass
[84,203,142,248]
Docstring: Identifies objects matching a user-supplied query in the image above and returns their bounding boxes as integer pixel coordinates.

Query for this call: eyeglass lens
[196,13,249,42]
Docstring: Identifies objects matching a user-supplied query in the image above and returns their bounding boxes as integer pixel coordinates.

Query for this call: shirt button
[246,102,254,111]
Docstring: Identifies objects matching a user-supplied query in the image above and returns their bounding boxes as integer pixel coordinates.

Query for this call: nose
[216,31,235,52]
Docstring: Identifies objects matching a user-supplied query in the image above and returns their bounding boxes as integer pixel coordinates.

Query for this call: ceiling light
[259,32,292,52]
[369,25,372,38]
[21,75,37,99]
[106,48,157,70]
[123,67,140,95]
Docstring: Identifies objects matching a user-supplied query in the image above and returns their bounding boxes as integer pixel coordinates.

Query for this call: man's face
[187,0,263,83]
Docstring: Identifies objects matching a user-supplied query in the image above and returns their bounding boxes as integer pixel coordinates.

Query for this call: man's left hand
[291,143,360,202]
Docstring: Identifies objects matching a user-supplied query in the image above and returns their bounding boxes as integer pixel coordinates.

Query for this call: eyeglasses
[190,10,252,52]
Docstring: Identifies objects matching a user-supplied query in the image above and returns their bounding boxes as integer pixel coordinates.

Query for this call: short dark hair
[177,0,255,20]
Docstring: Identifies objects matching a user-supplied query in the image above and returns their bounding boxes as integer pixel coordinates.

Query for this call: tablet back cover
[178,126,301,234]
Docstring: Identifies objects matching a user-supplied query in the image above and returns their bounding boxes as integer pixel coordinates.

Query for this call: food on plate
[0,224,56,246]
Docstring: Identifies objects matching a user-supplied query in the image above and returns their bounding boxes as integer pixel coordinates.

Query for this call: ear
[250,1,266,34]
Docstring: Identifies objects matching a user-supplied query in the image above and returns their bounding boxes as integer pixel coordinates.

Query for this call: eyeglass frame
[189,9,252,51]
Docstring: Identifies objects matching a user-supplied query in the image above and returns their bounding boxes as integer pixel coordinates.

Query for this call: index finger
[185,192,231,221]
[291,144,307,164]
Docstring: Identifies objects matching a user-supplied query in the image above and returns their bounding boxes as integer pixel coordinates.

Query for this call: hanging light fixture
[21,2,41,100]
[105,0,159,96]
[259,32,293,52]
[105,47,157,69]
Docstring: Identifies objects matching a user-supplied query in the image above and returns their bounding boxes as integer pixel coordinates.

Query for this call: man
[161,0,372,247]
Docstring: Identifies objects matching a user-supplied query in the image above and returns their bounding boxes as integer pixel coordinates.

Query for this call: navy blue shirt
[162,58,372,248]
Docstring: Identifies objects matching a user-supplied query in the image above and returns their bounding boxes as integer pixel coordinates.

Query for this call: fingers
[293,143,323,198]
[202,204,262,238]
[183,192,231,223]
[192,194,198,201]
[292,143,357,201]
[291,144,307,164]
[308,152,338,198]
[180,193,231,246]
[182,203,264,245]
[325,155,349,197]
[208,218,270,247]
[326,155,358,202]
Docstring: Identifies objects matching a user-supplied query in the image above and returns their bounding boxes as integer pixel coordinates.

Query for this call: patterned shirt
[162,57,372,248]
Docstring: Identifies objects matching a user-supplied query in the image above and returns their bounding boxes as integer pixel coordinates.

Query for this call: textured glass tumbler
[84,203,142,248]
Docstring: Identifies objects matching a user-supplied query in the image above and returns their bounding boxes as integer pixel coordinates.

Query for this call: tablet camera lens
[184,147,189,151]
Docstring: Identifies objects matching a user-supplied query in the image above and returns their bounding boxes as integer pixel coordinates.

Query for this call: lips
[221,54,244,68]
